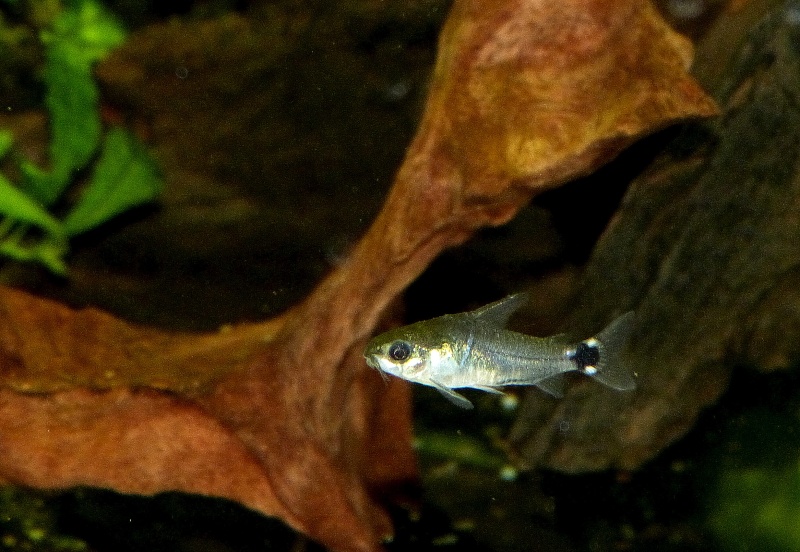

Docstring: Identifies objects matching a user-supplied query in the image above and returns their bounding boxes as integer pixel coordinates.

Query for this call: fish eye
[388,341,411,362]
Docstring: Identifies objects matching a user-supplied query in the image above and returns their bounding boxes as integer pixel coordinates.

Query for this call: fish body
[364,294,636,409]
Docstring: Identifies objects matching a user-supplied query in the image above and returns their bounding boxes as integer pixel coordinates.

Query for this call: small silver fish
[364,294,636,409]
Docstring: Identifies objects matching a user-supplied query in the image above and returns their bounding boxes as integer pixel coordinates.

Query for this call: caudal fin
[576,311,636,391]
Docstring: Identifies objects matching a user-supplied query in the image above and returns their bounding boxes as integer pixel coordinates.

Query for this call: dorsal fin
[469,293,529,328]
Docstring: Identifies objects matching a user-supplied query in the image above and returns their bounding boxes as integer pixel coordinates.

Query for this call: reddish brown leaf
[0,1,717,551]
[0,286,414,551]
[427,0,719,200]
[0,286,284,393]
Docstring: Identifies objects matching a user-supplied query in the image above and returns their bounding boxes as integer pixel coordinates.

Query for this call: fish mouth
[364,355,379,370]
[365,355,390,382]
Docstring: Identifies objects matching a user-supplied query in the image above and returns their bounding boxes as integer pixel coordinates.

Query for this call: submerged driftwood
[509,2,800,471]
[0,2,718,550]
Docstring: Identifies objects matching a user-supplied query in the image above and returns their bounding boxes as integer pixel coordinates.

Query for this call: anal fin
[535,374,565,398]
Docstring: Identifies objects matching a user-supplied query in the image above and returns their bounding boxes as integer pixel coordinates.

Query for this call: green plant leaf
[44,43,99,198]
[21,0,127,206]
[0,0,139,276]
[46,0,127,63]
[0,130,12,159]
[0,229,68,276]
[63,127,163,236]
[0,173,68,275]
[0,174,65,238]
[18,155,68,207]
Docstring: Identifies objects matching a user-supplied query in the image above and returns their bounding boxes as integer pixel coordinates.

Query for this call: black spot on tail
[573,341,600,371]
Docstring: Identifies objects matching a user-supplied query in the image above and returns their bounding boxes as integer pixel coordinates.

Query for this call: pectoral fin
[429,379,474,409]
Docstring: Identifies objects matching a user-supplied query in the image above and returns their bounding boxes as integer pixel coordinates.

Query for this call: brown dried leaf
[429,0,718,199]
[0,286,283,393]
[0,286,415,551]
[0,1,717,551]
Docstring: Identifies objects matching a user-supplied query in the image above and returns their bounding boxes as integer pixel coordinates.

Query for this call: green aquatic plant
[705,407,800,552]
[415,429,518,481]
[0,486,87,551]
[709,463,800,551]
[0,0,162,275]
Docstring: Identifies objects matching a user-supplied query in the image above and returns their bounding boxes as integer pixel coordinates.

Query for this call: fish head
[364,321,447,384]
